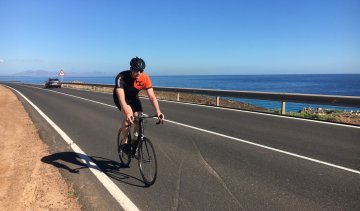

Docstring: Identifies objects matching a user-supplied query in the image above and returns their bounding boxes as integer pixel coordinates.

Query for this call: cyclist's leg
[131,97,143,136]
[114,90,133,145]
[120,104,133,145]
[133,111,142,136]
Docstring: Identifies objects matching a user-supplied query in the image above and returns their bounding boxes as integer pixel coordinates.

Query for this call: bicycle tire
[117,130,131,167]
[138,137,158,186]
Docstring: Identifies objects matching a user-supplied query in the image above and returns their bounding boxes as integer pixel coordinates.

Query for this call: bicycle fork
[131,136,142,156]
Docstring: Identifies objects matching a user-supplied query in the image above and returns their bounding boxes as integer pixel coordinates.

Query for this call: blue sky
[0,0,359,75]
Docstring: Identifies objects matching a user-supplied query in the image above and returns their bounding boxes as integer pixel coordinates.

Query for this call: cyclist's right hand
[126,113,134,124]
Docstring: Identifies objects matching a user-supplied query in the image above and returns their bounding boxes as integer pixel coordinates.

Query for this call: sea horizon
[1,73,359,112]
[1,72,360,77]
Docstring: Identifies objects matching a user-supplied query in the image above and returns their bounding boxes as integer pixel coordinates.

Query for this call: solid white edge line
[6,85,140,211]
[15,84,360,175]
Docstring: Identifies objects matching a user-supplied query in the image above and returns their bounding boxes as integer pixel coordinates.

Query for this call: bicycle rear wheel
[117,130,131,167]
[138,137,157,186]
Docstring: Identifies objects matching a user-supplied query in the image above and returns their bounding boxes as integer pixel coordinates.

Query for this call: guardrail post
[177,92,180,101]
[216,96,220,106]
[281,101,286,115]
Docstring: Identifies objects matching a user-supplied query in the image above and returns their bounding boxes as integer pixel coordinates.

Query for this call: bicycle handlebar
[134,114,164,125]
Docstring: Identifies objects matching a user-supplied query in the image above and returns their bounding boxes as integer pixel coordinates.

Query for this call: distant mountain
[10,70,57,77]
[8,70,116,77]
[66,71,117,77]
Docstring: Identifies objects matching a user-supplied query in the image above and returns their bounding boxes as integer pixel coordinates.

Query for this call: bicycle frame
[132,114,158,154]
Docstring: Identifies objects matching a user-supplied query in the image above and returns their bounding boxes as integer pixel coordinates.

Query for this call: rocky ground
[295,107,360,125]
[0,85,81,210]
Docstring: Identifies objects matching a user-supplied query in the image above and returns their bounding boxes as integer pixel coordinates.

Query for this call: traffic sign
[59,70,65,76]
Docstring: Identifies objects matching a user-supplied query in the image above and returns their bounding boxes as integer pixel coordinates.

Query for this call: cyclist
[113,57,164,152]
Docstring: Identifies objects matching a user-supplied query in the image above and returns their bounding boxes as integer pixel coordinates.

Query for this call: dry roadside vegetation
[62,83,360,126]
[0,85,81,210]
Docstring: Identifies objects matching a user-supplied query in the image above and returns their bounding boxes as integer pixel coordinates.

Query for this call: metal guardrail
[62,82,360,114]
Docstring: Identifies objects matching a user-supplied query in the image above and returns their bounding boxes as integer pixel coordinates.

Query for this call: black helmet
[130,57,146,71]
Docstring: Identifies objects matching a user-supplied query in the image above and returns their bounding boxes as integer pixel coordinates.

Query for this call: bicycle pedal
[121,144,132,154]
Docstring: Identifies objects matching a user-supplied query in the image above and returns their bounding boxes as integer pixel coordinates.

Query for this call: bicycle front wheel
[138,137,157,186]
[117,130,131,167]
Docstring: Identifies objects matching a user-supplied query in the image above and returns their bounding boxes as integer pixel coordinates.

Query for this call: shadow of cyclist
[41,152,148,187]
[41,152,85,173]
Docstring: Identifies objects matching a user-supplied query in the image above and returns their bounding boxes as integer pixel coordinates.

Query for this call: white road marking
[15,84,360,175]
[6,85,140,211]
[165,119,360,175]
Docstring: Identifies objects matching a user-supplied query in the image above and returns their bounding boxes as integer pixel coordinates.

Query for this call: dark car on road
[44,78,61,88]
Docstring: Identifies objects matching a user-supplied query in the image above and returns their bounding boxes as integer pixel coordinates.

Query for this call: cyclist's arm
[116,88,132,115]
[146,88,164,119]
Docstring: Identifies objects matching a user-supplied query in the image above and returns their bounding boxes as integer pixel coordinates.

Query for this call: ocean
[1,74,360,112]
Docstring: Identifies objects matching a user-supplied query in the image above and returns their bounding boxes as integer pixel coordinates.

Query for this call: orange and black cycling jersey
[115,70,152,99]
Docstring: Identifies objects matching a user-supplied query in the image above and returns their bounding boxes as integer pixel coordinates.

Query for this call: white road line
[15,84,360,175]
[165,119,360,175]
[23,84,118,108]
[6,85,139,211]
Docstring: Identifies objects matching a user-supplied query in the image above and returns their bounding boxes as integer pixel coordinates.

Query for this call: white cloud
[0,59,4,63]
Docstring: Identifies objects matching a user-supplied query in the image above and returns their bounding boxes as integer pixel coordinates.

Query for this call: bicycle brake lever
[156,119,163,125]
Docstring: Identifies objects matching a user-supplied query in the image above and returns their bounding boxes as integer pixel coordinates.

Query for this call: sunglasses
[131,67,144,73]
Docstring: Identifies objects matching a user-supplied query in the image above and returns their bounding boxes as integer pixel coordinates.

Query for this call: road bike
[117,114,162,186]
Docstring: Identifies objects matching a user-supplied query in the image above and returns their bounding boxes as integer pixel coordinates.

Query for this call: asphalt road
[3,83,360,210]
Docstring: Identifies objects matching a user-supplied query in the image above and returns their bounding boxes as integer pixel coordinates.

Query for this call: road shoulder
[0,85,81,210]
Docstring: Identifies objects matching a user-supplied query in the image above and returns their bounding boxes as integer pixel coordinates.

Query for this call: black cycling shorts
[113,89,143,112]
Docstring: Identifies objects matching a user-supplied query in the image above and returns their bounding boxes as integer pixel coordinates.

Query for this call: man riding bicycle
[113,57,164,152]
